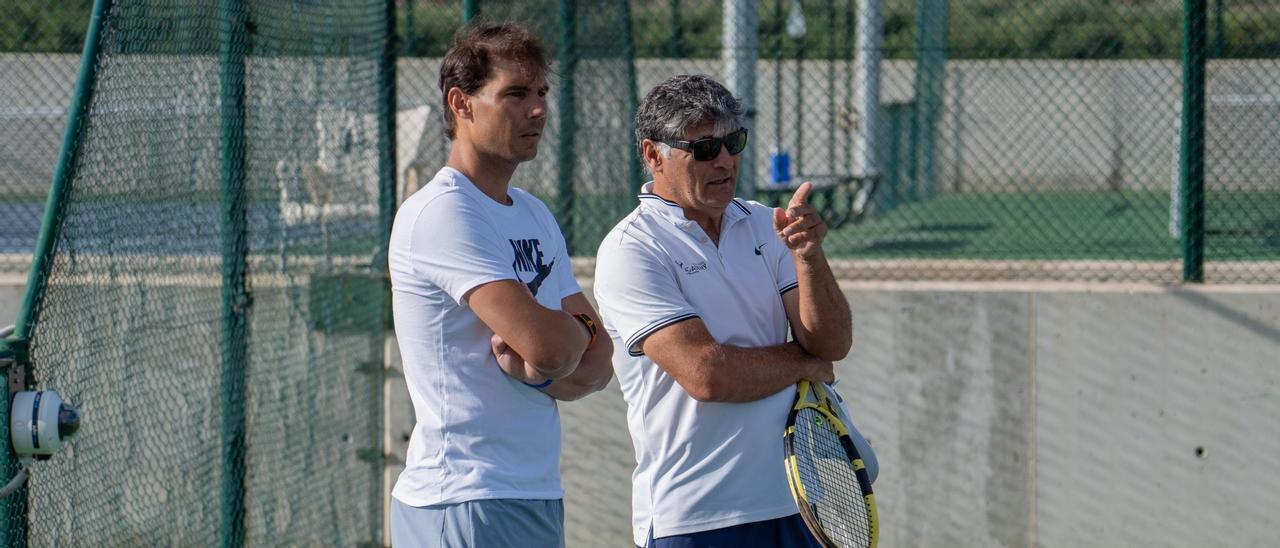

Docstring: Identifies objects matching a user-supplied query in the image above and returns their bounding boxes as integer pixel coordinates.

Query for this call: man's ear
[447,87,472,123]
[641,139,663,175]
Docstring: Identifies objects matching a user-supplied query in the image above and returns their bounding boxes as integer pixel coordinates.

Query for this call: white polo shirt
[593,183,801,545]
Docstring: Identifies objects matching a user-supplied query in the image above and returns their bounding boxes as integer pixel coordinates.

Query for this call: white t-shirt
[593,184,801,544]
[389,166,581,507]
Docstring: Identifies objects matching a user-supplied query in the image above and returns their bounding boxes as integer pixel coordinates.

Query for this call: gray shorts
[391,497,565,548]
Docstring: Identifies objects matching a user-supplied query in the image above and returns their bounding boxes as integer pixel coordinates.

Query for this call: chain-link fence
[0,1,91,277]
[1,0,392,545]
[392,0,1280,283]
[1,0,1278,545]
[5,2,1278,281]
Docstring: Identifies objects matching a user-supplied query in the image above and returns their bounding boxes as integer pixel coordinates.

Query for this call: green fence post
[1212,0,1224,58]
[794,38,804,176]
[826,0,836,173]
[884,103,903,212]
[622,0,643,197]
[668,0,684,58]
[1180,0,1207,282]
[218,0,250,545]
[463,0,478,22]
[376,0,398,528]
[773,0,784,155]
[0,339,17,547]
[381,0,398,274]
[557,0,577,254]
[911,0,948,202]
[404,0,416,54]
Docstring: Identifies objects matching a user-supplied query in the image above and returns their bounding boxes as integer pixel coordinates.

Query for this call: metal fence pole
[375,0,398,527]
[855,0,883,179]
[622,0,644,197]
[668,0,684,58]
[724,0,758,198]
[1180,0,1207,282]
[556,0,577,253]
[218,0,250,544]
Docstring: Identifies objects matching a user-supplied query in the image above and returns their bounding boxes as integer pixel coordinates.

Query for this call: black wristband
[573,313,598,349]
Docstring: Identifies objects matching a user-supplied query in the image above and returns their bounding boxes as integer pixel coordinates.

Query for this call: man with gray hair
[593,74,852,547]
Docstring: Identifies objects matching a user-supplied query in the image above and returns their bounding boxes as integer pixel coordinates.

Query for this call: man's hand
[773,181,828,260]
[491,333,549,386]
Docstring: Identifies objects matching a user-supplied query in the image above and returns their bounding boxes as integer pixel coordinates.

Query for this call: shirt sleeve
[409,191,515,306]
[594,233,698,356]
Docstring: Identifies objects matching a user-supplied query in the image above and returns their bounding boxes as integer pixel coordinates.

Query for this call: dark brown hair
[438,21,551,140]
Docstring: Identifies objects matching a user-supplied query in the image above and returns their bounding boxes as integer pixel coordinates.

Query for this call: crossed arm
[469,281,613,401]
[641,318,833,403]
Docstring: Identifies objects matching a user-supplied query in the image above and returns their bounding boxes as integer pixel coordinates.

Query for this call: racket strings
[793,407,873,547]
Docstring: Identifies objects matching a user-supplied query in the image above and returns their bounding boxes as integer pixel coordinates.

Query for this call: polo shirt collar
[637,181,752,230]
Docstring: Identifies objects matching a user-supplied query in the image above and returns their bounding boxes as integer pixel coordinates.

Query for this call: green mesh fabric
[13,0,389,545]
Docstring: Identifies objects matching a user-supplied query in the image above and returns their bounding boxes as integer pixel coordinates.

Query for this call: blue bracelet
[522,378,553,389]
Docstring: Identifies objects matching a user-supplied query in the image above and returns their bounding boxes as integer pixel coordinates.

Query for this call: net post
[16,0,112,344]
[0,340,22,547]
[621,0,644,198]
[724,0,758,199]
[556,0,578,254]
[379,0,398,269]
[376,0,399,533]
[911,0,948,203]
[218,0,251,545]
[1180,0,1207,283]
[668,0,684,58]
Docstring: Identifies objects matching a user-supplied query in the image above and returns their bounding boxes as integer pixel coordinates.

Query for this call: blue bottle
[770,149,792,186]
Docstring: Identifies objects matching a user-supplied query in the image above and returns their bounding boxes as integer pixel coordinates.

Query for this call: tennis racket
[784,379,878,548]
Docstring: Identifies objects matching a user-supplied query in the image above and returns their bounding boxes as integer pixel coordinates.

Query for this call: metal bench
[753,173,878,229]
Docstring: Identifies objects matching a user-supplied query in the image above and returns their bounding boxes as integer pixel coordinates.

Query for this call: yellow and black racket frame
[783,379,879,548]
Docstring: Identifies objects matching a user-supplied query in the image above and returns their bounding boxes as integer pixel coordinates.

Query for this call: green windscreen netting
[9,0,391,545]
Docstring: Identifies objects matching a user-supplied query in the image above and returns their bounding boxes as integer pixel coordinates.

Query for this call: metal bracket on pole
[0,330,30,397]
[5,356,26,398]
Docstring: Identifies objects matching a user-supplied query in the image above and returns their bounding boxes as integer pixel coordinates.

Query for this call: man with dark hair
[388,21,613,547]
[594,74,852,547]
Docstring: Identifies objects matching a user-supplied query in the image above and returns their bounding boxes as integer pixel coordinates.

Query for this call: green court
[828,190,1280,261]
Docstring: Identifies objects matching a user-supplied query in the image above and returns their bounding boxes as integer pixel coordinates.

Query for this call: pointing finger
[788,181,814,209]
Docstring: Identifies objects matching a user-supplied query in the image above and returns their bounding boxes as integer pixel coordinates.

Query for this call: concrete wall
[386,279,1280,547]
[5,278,1278,547]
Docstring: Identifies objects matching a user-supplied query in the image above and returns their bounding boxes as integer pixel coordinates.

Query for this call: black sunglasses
[661,127,749,161]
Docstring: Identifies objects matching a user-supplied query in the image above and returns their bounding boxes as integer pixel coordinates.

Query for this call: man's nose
[529,96,547,119]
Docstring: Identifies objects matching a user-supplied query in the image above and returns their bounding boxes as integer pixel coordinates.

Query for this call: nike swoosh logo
[754,243,767,255]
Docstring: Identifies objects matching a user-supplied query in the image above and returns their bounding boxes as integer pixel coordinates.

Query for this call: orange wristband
[573,313,598,349]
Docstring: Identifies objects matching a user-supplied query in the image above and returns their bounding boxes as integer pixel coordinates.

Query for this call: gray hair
[634,74,744,160]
